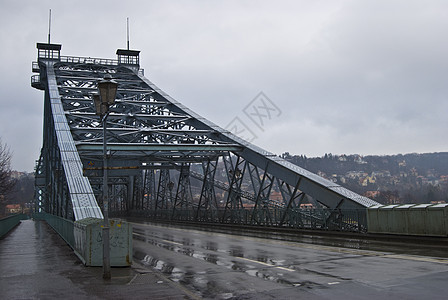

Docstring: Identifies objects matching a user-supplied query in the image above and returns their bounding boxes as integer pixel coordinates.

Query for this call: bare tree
[0,138,15,215]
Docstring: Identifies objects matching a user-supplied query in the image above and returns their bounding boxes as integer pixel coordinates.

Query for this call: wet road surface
[132,221,448,299]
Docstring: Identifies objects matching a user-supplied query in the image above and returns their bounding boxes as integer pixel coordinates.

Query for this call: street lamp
[93,74,118,279]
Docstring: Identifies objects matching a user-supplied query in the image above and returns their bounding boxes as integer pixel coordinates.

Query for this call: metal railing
[34,213,75,248]
[60,56,119,66]
[31,74,40,84]
[124,208,368,233]
[0,214,28,238]
[32,61,39,72]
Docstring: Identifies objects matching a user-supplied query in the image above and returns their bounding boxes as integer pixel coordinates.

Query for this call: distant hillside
[8,171,34,205]
[281,152,448,204]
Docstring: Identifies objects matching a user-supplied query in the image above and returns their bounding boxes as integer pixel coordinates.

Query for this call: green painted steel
[367,203,448,236]
[40,213,76,248]
[0,214,28,238]
[76,143,242,152]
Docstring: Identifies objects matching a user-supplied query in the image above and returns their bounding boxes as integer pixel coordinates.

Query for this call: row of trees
[0,138,15,217]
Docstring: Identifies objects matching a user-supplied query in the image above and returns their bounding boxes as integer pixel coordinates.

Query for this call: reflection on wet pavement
[134,228,318,293]
[137,251,232,299]
[136,247,307,299]
[132,221,448,299]
[133,220,448,258]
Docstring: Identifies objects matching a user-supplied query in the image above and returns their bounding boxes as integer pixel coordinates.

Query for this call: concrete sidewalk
[0,219,196,300]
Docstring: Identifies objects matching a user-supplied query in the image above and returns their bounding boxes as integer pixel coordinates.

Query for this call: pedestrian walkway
[0,219,197,300]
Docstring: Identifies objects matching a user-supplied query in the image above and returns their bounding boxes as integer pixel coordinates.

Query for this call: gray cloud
[1,0,447,171]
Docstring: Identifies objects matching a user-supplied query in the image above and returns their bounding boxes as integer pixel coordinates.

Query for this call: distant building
[360,175,376,186]
[365,191,380,198]
[299,203,314,209]
[270,191,282,201]
[5,204,22,214]
[338,155,347,162]
[354,155,367,164]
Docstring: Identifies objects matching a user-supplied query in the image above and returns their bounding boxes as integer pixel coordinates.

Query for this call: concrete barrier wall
[367,203,448,237]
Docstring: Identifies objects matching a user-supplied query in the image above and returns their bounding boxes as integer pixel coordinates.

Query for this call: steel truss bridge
[32,42,379,232]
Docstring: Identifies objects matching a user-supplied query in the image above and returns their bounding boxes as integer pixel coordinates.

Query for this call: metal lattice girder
[34,150,49,213]
[196,158,219,218]
[155,168,172,210]
[173,164,193,210]
[142,169,156,210]
[33,43,379,225]
[139,71,378,210]
[223,155,245,210]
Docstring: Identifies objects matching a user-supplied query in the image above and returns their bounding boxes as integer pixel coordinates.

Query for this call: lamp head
[92,93,106,116]
[97,74,118,106]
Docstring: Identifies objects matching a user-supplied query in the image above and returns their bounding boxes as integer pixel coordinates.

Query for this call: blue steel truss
[32,42,379,230]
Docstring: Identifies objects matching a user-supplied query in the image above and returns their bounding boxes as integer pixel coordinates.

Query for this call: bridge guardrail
[35,213,76,248]
[31,74,40,84]
[60,56,118,66]
[0,214,28,238]
[124,208,367,233]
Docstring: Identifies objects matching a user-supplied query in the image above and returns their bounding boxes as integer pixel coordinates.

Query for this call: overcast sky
[1,0,447,172]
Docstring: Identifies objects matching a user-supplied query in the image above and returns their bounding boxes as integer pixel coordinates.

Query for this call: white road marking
[275,266,296,272]
[161,239,183,246]
[236,257,295,272]
[237,257,273,267]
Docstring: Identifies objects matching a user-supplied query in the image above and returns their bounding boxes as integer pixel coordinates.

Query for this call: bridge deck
[2,219,448,299]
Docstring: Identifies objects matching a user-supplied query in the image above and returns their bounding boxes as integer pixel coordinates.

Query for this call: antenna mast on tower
[127,17,130,50]
[48,9,52,44]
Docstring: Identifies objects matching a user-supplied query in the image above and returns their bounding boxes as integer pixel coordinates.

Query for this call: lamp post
[93,74,118,279]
